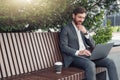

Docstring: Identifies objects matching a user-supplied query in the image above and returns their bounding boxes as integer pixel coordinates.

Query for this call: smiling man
[59,7,118,80]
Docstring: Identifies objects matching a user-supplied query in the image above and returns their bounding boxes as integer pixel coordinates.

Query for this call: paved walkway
[108,46,120,80]
[110,46,120,53]
[109,32,120,46]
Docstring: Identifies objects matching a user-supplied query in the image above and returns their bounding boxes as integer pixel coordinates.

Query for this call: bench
[0,32,106,80]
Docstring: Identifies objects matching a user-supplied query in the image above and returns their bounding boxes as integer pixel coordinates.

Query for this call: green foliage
[93,22,113,44]
[111,26,120,32]
[0,0,67,32]
[117,27,120,32]
[0,0,119,32]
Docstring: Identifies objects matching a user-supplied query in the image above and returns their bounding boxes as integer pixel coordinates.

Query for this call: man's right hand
[78,49,91,56]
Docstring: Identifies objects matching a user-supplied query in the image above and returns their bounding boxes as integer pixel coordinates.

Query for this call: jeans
[70,57,118,80]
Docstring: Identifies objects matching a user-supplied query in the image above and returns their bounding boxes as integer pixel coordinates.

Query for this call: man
[59,7,118,80]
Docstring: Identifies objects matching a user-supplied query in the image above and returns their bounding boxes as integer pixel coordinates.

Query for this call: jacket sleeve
[84,34,95,51]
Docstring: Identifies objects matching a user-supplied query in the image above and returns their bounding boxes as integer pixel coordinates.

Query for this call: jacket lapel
[69,22,79,44]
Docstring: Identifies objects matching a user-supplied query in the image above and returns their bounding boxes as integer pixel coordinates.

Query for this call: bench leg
[96,71,106,80]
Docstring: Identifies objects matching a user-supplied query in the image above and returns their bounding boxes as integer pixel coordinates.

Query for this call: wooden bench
[0,32,106,80]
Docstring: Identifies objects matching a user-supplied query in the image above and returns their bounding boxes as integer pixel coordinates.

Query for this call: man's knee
[85,61,96,71]
[104,58,116,67]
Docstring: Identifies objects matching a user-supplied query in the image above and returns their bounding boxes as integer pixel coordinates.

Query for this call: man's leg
[94,58,119,80]
[70,57,96,80]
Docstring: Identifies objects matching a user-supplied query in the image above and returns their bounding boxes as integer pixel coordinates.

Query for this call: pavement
[107,32,120,80]
[108,32,120,46]
[108,46,120,80]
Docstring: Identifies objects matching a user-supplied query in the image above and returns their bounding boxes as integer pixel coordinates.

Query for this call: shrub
[93,27,112,44]
[111,26,120,32]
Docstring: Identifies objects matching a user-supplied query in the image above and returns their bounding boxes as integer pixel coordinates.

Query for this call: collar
[72,21,79,31]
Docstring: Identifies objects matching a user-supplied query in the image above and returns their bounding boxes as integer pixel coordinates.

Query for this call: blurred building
[103,0,120,26]
[107,12,120,26]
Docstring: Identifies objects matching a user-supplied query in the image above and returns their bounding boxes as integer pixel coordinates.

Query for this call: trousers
[70,57,119,80]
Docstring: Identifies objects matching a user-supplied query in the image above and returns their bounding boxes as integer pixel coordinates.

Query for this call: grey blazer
[59,22,95,68]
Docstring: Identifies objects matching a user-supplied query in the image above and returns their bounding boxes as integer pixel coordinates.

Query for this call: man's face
[72,13,86,25]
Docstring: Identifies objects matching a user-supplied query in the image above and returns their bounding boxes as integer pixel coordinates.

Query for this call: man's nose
[79,19,84,22]
[81,18,85,22]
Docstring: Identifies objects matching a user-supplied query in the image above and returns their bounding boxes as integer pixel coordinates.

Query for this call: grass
[111,26,120,32]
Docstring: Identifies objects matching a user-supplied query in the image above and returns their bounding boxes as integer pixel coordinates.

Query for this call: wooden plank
[41,33,51,68]
[11,33,22,74]
[15,33,26,73]
[51,33,62,61]
[7,33,19,75]
[6,33,16,76]
[29,33,39,70]
[32,33,43,70]
[0,34,5,78]
[43,33,53,67]
[46,33,56,66]
[54,33,62,61]
[26,33,36,71]
[2,33,11,77]
[36,33,46,69]
[48,33,58,63]
[38,33,48,68]
[0,65,2,79]
[20,33,32,72]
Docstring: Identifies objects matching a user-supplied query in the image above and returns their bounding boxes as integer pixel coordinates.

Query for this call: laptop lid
[89,43,114,60]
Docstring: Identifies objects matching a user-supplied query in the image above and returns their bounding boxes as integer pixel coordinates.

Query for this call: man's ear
[72,14,75,19]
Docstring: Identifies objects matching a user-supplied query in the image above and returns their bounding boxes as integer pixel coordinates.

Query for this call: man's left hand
[77,25,87,34]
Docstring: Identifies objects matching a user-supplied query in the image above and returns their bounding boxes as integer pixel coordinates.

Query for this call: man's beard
[73,19,82,25]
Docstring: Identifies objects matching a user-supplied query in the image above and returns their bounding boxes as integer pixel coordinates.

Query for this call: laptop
[88,43,114,60]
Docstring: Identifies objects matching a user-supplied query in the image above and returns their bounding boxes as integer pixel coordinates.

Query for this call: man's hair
[73,7,86,15]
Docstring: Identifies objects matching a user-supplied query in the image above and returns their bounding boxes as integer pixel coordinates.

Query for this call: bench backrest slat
[1,33,13,77]
[16,33,30,73]
[0,32,62,78]
[22,33,35,72]
[32,33,44,70]
[41,33,52,67]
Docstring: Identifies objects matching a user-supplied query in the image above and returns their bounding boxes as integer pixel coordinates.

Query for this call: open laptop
[88,43,114,60]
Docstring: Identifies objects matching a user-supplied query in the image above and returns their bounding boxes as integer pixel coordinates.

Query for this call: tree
[0,0,67,32]
[0,0,119,33]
